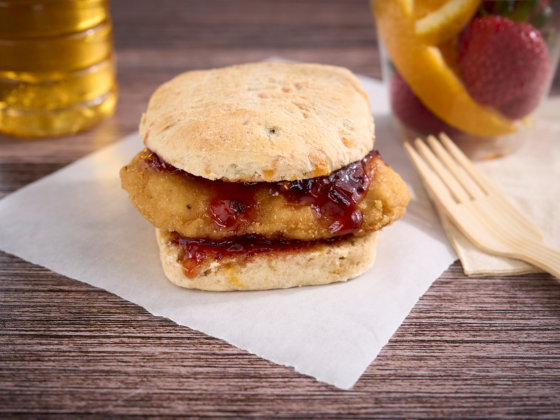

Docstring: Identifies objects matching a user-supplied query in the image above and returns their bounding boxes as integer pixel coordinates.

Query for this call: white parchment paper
[0,78,456,389]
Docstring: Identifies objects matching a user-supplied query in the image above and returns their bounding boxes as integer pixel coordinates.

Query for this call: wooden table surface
[2,1,560,418]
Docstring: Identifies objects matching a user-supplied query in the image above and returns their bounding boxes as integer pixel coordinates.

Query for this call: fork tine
[404,141,457,210]
[427,135,485,200]
[439,132,498,195]
[405,142,488,244]
[439,132,545,240]
[414,138,471,203]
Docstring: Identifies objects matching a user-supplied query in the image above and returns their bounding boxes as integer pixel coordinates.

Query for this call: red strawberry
[458,16,552,120]
[390,72,461,136]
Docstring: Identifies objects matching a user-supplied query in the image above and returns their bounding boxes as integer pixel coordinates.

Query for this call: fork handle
[513,240,560,279]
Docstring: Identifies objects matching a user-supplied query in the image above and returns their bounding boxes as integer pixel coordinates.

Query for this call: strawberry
[458,16,552,120]
[390,72,461,136]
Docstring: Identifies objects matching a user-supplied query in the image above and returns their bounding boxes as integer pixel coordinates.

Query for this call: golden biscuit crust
[120,151,410,241]
[156,229,378,291]
[139,62,374,182]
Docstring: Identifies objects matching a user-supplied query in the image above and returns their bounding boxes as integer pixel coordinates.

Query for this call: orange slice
[415,0,482,45]
[373,0,517,137]
[414,0,449,20]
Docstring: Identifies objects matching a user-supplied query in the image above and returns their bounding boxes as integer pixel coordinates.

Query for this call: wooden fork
[404,133,560,279]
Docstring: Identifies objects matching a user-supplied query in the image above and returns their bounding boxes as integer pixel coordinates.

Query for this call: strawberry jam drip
[277,151,379,235]
[207,183,259,229]
[169,232,348,278]
[141,148,380,235]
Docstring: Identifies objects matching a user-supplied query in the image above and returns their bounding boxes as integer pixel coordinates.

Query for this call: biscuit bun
[156,229,378,292]
[140,62,374,182]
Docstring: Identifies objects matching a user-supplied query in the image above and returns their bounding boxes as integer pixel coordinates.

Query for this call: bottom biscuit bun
[156,229,378,291]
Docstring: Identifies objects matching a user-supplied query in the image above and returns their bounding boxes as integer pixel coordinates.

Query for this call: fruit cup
[372,0,560,160]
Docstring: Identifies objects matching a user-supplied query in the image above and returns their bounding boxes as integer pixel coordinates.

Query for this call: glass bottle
[0,0,117,137]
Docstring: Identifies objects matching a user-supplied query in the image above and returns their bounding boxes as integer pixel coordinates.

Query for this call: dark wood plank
[1,0,560,417]
[2,253,560,418]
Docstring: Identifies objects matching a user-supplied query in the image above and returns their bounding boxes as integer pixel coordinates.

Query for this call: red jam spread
[169,232,348,278]
[141,148,380,235]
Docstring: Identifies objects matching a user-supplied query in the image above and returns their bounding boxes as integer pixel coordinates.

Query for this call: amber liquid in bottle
[0,0,117,137]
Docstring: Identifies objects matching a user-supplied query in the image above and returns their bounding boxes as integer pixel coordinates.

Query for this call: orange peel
[415,0,481,45]
[414,0,449,20]
[373,0,517,137]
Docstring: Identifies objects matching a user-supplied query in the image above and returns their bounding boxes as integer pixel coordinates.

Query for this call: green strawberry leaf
[531,5,553,27]
[478,0,541,22]
[513,0,540,21]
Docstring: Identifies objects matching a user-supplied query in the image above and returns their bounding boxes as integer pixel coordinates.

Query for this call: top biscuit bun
[139,62,374,182]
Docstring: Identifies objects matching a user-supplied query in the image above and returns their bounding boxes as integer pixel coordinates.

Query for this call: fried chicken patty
[120,150,410,241]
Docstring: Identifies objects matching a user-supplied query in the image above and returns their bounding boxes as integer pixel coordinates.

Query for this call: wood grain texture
[1,0,560,417]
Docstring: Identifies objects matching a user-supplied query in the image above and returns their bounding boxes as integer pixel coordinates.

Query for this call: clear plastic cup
[372,0,560,160]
